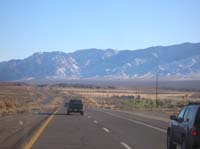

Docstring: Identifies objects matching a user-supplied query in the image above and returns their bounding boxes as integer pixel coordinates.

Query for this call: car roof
[187,102,200,106]
[70,99,81,101]
[69,99,82,103]
[186,102,200,109]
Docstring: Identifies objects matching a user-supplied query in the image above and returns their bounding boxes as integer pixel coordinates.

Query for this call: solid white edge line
[95,109,167,133]
[120,142,132,149]
[102,127,110,133]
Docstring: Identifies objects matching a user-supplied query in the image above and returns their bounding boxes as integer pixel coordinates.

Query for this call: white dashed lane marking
[120,142,132,149]
[93,120,98,124]
[102,127,110,133]
[96,109,166,133]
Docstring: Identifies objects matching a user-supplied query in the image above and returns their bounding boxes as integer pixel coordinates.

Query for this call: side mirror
[170,115,178,121]
[177,117,184,123]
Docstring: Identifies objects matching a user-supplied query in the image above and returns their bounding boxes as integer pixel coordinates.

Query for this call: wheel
[67,111,70,115]
[167,130,177,149]
[181,137,188,149]
[80,111,84,115]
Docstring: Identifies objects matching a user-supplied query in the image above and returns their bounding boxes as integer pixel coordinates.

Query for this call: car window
[183,108,190,121]
[183,106,198,124]
[70,100,82,104]
[187,107,198,124]
[196,108,200,124]
[178,107,186,119]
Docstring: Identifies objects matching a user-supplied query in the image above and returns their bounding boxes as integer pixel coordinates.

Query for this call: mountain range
[0,42,200,81]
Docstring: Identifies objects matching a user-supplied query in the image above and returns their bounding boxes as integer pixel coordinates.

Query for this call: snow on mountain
[102,49,118,59]
[152,52,159,58]
[0,42,200,81]
[134,58,146,66]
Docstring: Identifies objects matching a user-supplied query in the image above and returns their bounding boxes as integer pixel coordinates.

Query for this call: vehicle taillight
[191,125,197,136]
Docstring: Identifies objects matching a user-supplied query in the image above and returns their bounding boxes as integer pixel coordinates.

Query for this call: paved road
[32,107,167,149]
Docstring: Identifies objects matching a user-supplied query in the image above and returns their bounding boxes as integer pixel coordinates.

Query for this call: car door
[173,107,187,142]
[176,107,190,143]
[185,107,198,144]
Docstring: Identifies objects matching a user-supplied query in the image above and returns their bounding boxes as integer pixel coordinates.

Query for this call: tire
[167,130,177,149]
[67,111,70,115]
[80,111,84,115]
[181,137,188,149]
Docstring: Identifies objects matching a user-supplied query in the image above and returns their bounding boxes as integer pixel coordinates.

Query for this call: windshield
[0,1,200,149]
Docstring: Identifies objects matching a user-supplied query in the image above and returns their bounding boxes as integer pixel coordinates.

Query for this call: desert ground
[0,82,200,148]
[0,83,65,148]
[56,84,200,114]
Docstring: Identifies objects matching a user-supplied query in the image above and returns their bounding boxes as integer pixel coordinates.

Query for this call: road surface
[30,107,168,149]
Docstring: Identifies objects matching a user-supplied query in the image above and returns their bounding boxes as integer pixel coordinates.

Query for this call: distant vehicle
[66,99,84,115]
[167,102,200,149]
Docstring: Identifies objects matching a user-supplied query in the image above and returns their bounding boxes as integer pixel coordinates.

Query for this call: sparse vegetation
[0,83,65,116]
[0,82,199,148]
[58,86,200,114]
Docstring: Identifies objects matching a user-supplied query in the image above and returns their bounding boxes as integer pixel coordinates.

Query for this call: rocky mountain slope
[0,42,200,81]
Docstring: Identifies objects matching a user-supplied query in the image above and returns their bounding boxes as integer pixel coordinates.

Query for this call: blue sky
[0,0,200,61]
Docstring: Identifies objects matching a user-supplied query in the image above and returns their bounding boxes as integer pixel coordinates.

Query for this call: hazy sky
[0,0,200,61]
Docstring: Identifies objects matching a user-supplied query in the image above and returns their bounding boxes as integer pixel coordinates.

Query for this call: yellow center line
[23,109,58,149]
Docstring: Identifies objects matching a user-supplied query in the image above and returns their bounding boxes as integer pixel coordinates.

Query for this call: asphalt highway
[31,107,168,149]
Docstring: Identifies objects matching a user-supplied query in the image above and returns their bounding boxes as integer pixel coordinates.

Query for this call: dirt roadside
[0,84,66,149]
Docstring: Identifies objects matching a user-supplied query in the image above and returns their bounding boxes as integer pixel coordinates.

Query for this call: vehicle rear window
[70,100,82,104]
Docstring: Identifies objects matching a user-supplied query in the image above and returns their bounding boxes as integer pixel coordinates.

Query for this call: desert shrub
[0,100,6,109]
[4,99,16,109]
[159,100,164,107]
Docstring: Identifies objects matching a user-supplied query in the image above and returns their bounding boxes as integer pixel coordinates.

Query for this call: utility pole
[156,73,158,108]
[155,51,159,109]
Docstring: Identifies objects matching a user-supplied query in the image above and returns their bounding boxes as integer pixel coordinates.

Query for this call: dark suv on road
[167,102,200,149]
[66,99,84,115]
